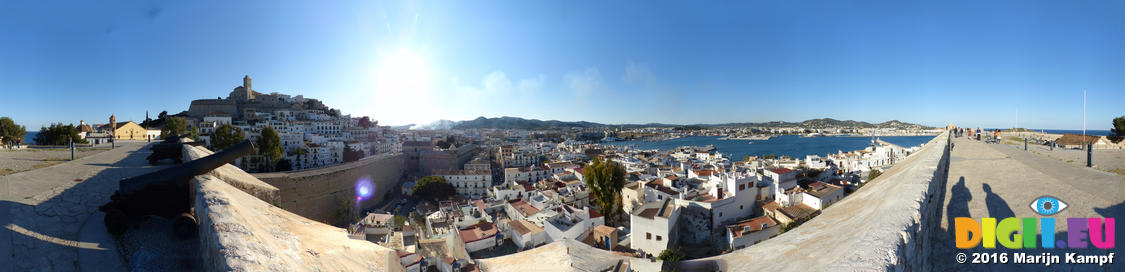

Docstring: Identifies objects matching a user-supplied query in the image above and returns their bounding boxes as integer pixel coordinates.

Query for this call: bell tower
[109,114,117,138]
[242,75,254,100]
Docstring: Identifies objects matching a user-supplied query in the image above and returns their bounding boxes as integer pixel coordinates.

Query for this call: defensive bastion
[183,132,949,271]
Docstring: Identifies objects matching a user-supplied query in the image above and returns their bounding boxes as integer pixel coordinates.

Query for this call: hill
[445,116,933,130]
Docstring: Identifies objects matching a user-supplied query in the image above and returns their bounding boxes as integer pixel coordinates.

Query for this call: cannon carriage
[100,140,255,239]
[146,134,206,165]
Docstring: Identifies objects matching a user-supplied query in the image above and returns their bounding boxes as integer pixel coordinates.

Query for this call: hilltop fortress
[185,75,339,121]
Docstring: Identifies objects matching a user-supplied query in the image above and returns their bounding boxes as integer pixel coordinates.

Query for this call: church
[98,115,149,141]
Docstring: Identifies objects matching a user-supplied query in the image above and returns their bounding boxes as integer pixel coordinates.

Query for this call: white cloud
[455,70,545,97]
[564,67,604,96]
[623,62,657,86]
[482,71,513,94]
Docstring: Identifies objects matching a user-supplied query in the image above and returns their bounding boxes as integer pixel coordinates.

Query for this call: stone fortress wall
[184,144,402,272]
[180,130,952,271]
[252,153,406,224]
[678,131,951,271]
[478,131,952,271]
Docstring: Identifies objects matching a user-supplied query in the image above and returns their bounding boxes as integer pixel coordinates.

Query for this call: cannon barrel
[119,140,255,197]
[101,140,255,237]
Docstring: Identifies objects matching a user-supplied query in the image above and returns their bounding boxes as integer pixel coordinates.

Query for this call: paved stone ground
[0,141,190,272]
[1005,141,1125,175]
[0,147,110,175]
[930,136,1124,271]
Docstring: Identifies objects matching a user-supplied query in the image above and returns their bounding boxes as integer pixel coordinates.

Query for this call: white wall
[727,225,780,250]
[629,207,679,257]
[464,235,496,253]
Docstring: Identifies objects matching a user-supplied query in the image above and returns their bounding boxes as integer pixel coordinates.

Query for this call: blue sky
[1,1,1122,130]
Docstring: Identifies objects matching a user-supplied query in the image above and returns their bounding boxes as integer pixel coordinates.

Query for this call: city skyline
[2,1,1124,130]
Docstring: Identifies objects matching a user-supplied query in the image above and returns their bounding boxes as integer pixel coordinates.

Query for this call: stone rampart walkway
[2,142,163,272]
[929,137,1123,271]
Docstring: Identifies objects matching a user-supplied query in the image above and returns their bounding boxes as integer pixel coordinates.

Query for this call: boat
[747,141,753,145]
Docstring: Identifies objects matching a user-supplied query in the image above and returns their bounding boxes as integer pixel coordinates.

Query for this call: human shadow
[946,177,972,237]
[982,183,1015,219]
[1094,200,1125,220]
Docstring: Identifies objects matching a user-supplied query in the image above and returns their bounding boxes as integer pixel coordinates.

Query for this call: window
[719,212,723,217]
[656,235,662,241]
[739,184,745,191]
[740,205,744,210]
[646,233,652,240]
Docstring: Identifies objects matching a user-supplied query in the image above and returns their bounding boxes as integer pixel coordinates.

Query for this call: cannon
[100,140,255,239]
[147,134,206,165]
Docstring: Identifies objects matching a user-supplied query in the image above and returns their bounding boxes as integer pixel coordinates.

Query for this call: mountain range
[405,116,934,130]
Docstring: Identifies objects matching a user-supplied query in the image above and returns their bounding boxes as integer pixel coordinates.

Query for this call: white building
[791,181,844,210]
[433,169,490,198]
[503,167,551,185]
[805,155,828,170]
[542,205,604,242]
[508,219,548,249]
[764,167,798,203]
[629,199,680,257]
[726,216,779,251]
[458,222,499,253]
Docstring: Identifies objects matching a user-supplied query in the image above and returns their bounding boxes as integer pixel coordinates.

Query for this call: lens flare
[355,176,375,201]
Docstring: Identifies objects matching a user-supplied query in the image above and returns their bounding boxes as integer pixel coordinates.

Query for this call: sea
[602,135,936,160]
[22,131,37,144]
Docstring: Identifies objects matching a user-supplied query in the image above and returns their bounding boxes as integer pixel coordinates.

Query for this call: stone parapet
[183,144,280,203]
[252,153,405,224]
[680,132,951,271]
[471,132,951,271]
[193,173,402,272]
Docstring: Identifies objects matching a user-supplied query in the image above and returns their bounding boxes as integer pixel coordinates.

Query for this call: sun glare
[374,49,440,124]
[378,50,430,93]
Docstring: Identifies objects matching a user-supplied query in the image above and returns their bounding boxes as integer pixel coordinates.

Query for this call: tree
[412,176,456,201]
[210,123,244,151]
[0,117,27,146]
[33,123,86,146]
[867,169,882,181]
[343,143,363,162]
[335,197,357,226]
[188,126,201,142]
[805,168,823,180]
[1108,116,1125,144]
[257,126,283,165]
[657,247,686,265]
[158,110,168,120]
[585,157,626,226]
[275,158,293,172]
[762,154,778,159]
[358,116,376,128]
[291,147,308,170]
[160,116,189,138]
